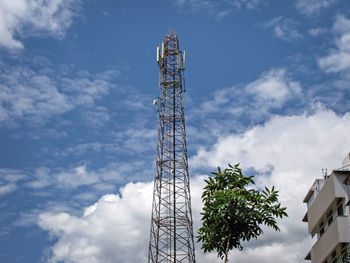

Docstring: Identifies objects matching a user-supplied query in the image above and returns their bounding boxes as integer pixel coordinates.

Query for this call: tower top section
[166,27,176,37]
[156,28,186,72]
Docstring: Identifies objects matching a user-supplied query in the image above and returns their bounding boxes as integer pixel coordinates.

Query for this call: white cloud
[38,181,154,263]
[57,142,118,157]
[190,68,302,129]
[332,14,350,33]
[0,0,81,49]
[38,108,350,263]
[37,176,216,263]
[0,169,25,196]
[264,17,302,41]
[81,107,110,127]
[0,183,16,196]
[123,94,152,112]
[230,0,262,9]
[0,68,72,124]
[318,15,350,73]
[319,52,350,73]
[61,76,112,106]
[114,127,156,153]
[190,107,350,260]
[295,0,338,16]
[56,166,100,188]
[53,122,156,160]
[222,242,309,263]
[189,107,349,259]
[25,160,153,196]
[308,27,327,37]
[0,61,118,126]
[191,108,350,175]
[27,165,123,190]
[246,68,301,107]
[174,0,264,18]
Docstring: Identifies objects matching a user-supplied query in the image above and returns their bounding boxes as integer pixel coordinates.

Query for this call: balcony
[306,172,350,233]
[309,216,350,263]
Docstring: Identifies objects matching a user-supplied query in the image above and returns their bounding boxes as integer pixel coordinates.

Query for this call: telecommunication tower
[148,28,196,263]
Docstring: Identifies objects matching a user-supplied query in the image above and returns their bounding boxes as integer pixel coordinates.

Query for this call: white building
[303,153,350,263]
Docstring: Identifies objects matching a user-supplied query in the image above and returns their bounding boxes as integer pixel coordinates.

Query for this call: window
[338,199,344,216]
[341,243,349,255]
[320,227,324,236]
[328,209,334,225]
[320,221,325,237]
[307,192,315,209]
[331,250,337,263]
[341,242,348,250]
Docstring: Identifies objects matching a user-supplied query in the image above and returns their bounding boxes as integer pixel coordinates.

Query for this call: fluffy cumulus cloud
[191,107,350,191]
[38,182,153,263]
[191,107,350,261]
[190,68,302,129]
[246,68,301,106]
[295,0,338,16]
[318,15,350,73]
[38,179,206,263]
[0,60,119,126]
[38,108,350,263]
[264,17,302,41]
[38,176,214,263]
[0,0,81,49]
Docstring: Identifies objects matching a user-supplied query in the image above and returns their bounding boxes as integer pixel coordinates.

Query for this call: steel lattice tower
[148,28,196,263]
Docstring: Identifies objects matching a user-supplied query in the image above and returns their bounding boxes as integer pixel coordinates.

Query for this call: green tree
[197,163,288,263]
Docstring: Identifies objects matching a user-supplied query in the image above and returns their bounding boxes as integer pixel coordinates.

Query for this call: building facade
[303,153,350,263]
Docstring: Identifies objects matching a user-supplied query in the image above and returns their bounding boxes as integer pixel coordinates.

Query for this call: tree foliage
[197,163,288,262]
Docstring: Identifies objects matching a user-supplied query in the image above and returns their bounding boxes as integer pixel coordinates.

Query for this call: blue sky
[0,0,350,262]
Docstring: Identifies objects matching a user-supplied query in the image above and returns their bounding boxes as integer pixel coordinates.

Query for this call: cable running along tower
[148,29,196,263]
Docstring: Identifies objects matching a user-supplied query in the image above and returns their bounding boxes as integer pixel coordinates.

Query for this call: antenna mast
[148,28,196,263]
